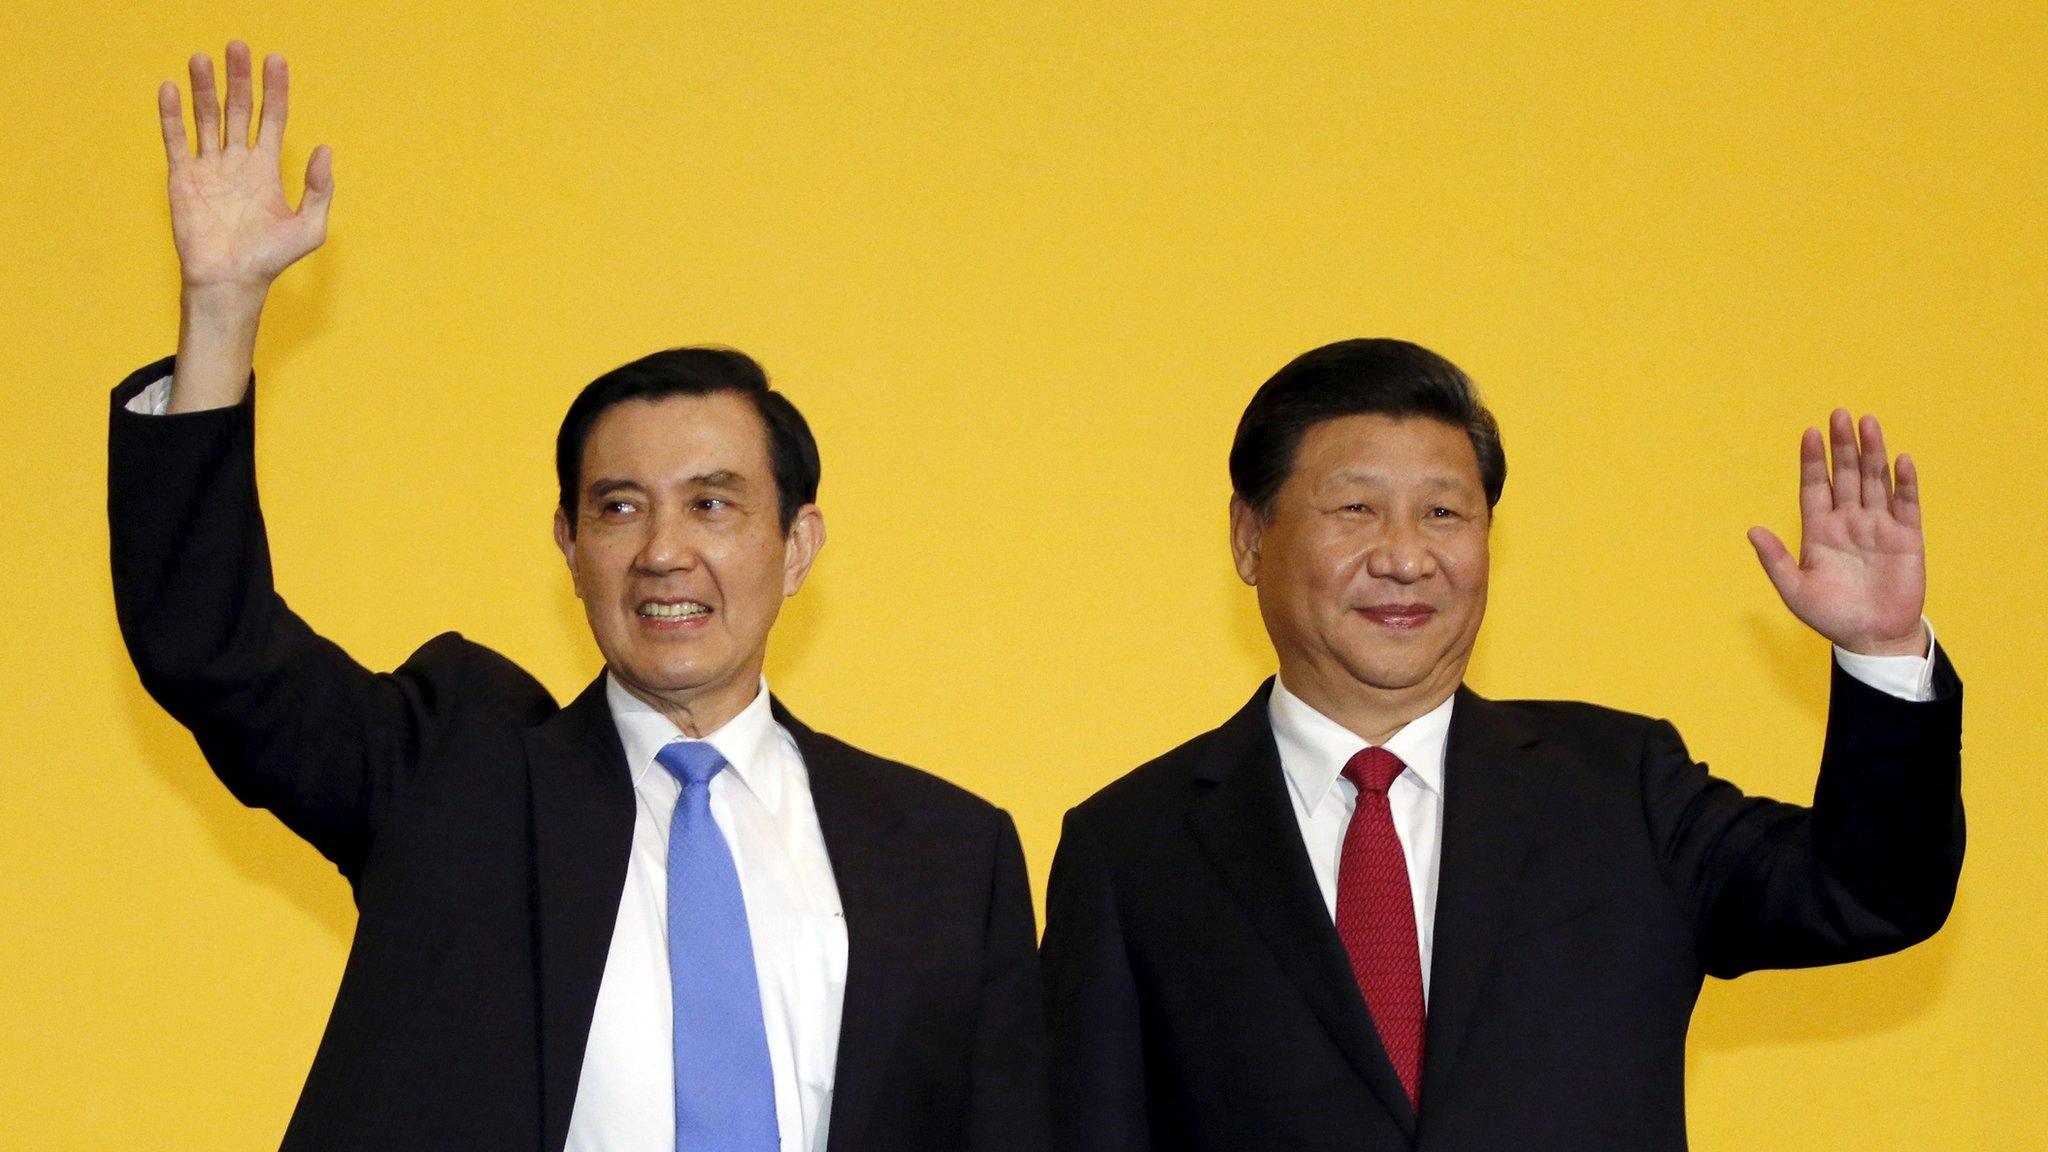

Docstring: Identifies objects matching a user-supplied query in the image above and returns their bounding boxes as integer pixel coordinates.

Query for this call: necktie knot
[656,739,728,789]
[1343,746,1406,795]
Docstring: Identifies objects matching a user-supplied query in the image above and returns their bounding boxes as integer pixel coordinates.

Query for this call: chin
[603,651,705,689]
[645,664,732,694]
[1342,661,1438,694]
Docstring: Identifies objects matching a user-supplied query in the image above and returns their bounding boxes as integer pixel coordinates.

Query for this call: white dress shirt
[566,677,847,1152]
[1269,628,1938,1005]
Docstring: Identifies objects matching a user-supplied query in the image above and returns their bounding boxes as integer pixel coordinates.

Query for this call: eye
[598,498,639,517]
[1427,506,1457,519]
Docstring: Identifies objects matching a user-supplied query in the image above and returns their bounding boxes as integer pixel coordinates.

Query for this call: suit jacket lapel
[1183,682,1420,1139]
[1419,688,1542,1110]
[526,675,636,1152]
[776,700,911,1152]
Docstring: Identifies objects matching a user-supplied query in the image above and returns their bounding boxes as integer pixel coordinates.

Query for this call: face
[555,393,823,727]
[1231,414,1490,721]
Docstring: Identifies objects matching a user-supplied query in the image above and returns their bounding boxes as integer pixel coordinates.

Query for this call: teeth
[640,601,710,619]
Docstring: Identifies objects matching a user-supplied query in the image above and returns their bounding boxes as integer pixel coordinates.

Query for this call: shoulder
[1474,691,1672,750]
[1479,694,1665,738]
[1462,693,1682,787]
[394,632,559,728]
[794,722,1013,831]
[1073,719,1235,821]
[1059,701,1268,865]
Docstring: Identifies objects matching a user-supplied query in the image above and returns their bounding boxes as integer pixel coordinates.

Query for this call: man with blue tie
[110,42,1047,1152]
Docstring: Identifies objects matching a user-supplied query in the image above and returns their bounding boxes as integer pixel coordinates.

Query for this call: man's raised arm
[114,44,552,879]
[1650,410,1961,975]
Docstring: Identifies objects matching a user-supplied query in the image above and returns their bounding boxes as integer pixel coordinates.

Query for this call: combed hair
[1229,338,1505,517]
[555,346,820,535]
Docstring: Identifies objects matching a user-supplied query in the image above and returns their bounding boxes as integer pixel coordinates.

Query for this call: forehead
[579,392,772,484]
[1291,414,1482,490]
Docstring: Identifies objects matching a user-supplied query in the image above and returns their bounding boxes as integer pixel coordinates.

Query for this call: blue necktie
[656,740,779,1151]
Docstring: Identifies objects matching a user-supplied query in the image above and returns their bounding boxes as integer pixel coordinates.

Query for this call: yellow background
[3,3,2042,1148]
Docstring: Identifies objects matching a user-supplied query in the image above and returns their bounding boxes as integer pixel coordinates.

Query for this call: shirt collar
[1268,675,1455,815]
[605,674,785,809]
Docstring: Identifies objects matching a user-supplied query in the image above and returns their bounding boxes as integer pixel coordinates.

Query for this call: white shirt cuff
[1833,618,1938,702]
[126,376,174,416]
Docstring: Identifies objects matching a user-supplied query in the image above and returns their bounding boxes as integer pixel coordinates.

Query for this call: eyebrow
[687,470,749,491]
[1326,471,1473,492]
[583,471,752,500]
[583,478,643,501]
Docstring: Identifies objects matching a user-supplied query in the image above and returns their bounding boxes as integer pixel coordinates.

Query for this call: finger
[1857,414,1892,509]
[1797,425,1829,525]
[189,53,221,154]
[255,53,288,156]
[157,82,188,166]
[1747,526,1800,598]
[297,144,334,236]
[1828,408,1858,510]
[1893,452,1923,530]
[223,41,254,151]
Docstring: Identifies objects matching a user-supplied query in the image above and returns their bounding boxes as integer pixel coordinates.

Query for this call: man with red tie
[1040,339,1962,1151]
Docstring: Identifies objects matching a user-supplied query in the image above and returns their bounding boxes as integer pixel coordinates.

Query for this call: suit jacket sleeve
[1645,650,1965,977]
[107,357,545,883]
[1041,806,1149,1152]
[967,810,1054,1152]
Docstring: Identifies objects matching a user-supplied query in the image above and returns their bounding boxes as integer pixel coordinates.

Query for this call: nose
[1365,518,1438,584]
[633,505,698,574]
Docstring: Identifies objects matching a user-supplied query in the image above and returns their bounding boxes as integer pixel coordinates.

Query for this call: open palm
[1748,410,1928,657]
[160,42,331,291]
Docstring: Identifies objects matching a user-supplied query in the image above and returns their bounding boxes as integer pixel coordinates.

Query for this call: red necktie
[1335,746,1426,1109]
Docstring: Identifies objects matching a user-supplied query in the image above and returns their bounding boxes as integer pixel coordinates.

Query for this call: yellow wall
[3,4,2041,1147]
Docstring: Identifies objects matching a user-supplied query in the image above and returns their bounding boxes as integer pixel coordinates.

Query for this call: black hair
[555,347,820,536]
[1228,338,1505,517]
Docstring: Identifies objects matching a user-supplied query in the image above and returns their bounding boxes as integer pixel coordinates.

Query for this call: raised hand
[160,42,331,291]
[1748,411,1929,657]
[158,42,331,412]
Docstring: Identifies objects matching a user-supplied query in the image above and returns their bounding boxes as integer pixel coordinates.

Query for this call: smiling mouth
[1360,604,1436,629]
[639,600,712,621]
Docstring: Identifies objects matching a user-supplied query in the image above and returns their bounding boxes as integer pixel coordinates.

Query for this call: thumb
[297,144,334,233]
[1747,526,1799,600]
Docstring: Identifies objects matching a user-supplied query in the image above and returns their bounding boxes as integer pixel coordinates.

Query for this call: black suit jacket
[1042,666,1962,1152]
[109,360,1049,1152]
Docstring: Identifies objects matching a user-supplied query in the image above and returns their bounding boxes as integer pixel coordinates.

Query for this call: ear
[1228,495,1263,587]
[553,508,582,594]
[781,505,826,597]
